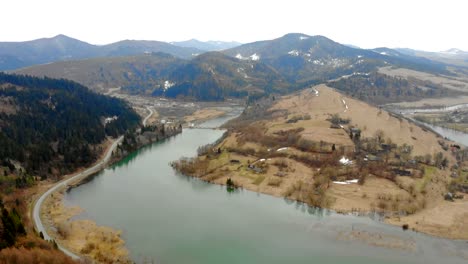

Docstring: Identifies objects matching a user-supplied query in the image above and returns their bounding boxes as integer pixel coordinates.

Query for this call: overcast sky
[2,0,466,51]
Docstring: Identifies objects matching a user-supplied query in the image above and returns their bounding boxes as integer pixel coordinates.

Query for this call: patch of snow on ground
[313,60,324,65]
[357,55,363,58]
[312,88,319,96]
[300,36,309,40]
[288,50,300,56]
[104,116,118,125]
[250,53,260,61]
[333,179,358,185]
[235,53,244,60]
[380,52,388,55]
[277,147,288,152]
[341,99,348,112]
[339,156,353,165]
[164,80,174,90]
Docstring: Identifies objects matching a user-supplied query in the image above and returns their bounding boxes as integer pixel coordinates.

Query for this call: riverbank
[36,105,241,263]
[32,135,125,261]
[31,106,154,261]
[172,85,468,240]
[42,191,130,263]
[58,108,468,264]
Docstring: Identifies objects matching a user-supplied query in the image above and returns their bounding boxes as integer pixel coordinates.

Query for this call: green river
[65,112,468,264]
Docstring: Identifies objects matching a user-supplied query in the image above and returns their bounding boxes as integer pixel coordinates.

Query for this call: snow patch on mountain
[164,80,174,90]
[288,50,300,56]
[250,53,260,61]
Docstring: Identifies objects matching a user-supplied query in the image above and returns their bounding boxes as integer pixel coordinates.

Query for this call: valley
[1,31,468,263]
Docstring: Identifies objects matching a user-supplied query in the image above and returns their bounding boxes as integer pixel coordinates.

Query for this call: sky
[2,0,467,51]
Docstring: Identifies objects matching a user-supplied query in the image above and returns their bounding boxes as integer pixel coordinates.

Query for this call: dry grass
[43,191,131,263]
[185,108,226,123]
[379,66,468,93]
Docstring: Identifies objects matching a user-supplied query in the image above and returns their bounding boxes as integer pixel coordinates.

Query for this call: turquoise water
[65,114,468,264]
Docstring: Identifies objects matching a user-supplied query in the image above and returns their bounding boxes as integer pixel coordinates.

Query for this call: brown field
[184,108,226,123]
[379,66,468,92]
[272,85,451,157]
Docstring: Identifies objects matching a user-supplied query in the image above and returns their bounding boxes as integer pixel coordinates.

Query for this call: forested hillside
[0,73,140,178]
[327,72,463,104]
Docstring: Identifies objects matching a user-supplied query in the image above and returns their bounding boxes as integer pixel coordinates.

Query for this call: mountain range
[9,33,468,101]
[170,39,242,51]
[0,34,202,70]
[395,48,468,67]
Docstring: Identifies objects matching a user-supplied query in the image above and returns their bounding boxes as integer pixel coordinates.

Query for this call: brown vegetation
[172,85,468,239]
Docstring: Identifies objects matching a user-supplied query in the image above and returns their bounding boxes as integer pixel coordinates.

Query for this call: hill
[0,72,140,177]
[15,53,185,94]
[160,52,289,100]
[0,35,201,70]
[173,84,468,239]
[223,33,450,83]
[395,48,468,68]
[13,33,465,103]
[171,39,242,51]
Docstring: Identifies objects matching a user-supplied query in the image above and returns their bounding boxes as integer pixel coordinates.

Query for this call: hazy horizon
[3,0,467,52]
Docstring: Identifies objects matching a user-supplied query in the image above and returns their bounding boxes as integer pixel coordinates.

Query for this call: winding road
[142,106,154,127]
[32,107,153,260]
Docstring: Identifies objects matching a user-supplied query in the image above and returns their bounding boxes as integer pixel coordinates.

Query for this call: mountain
[16,52,185,94]
[16,51,289,101]
[0,72,140,177]
[98,39,202,59]
[13,33,458,102]
[0,35,202,70]
[0,35,97,70]
[395,48,468,67]
[440,48,468,55]
[171,39,242,51]
[224,33,450,82]
[159,52,289,100]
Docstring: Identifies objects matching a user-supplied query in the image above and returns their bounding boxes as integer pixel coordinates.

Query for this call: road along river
[32,107,153,259]
[64,111,468,264]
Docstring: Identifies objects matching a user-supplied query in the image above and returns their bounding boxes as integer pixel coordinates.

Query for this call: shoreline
[32,107,154,261]
[42,190,130,263]
[34,107,235,263]
[32,135,124,260]
[172,86,468,241]
[187,174,468,241]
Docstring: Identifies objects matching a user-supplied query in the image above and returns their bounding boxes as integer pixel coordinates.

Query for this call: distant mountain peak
[171,39,241,51]
[441,48,466,55]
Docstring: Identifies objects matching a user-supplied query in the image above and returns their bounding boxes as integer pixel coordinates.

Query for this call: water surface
[65,113,468,264]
